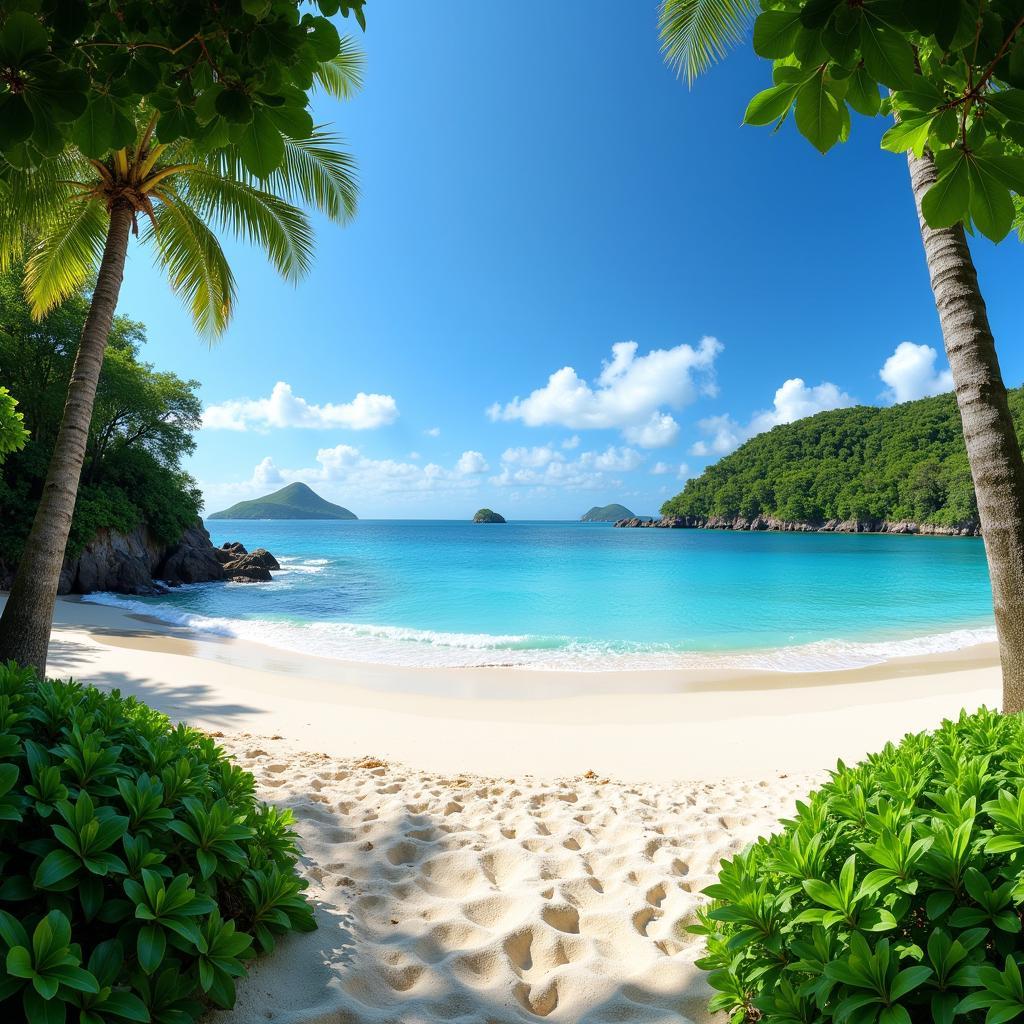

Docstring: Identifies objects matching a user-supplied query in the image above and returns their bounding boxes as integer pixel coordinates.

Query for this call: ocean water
[83,520,996,672]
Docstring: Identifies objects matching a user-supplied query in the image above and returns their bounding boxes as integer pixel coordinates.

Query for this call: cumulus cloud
[424,426,441,437]
[455,450,489,475]
[203,382,398,432]
[490,444,643,489]
[561,435,581,450]
[652,461,690,479]
[487,338,722,448]
[233,445,491,499]
[691,378,855,458]
[880,342,954,404]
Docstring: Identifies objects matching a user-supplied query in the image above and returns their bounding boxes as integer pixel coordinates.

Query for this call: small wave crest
[79,592,995,672]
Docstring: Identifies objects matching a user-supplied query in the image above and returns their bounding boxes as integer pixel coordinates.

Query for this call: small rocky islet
[472,508,506,523]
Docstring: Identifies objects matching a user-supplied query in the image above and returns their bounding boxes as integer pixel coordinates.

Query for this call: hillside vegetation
[662,389,1024,526]
[0,269,202,566]
[581,503,635,522]
[209,482,357,520]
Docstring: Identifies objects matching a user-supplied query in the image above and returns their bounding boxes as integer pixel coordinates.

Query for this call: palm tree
[0,55,362,676]
[659,0,1024,711]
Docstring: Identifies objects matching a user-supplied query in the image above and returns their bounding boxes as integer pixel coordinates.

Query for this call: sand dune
[220,733,818,1024]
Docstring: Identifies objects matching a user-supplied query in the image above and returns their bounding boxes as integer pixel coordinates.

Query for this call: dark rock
[614,514,980,537]
[158,523,225,585]
[221,541,248,555]
[223,561,273,583]
[246,548,280,571]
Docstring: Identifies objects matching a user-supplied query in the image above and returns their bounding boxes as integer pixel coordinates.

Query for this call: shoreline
[18,594,1002,781]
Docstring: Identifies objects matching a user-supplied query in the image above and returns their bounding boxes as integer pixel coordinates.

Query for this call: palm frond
[143,188,236,336]
[314,37,365,99]
[659,0,757,86]
[0,150,95,272]
[22,197,109,318]
[176,168,315,283]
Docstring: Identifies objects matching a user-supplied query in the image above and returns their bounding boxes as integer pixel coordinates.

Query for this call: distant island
[209,482,358,521]
[581,503,638,522]
[473,508,506,523]
[651,388,1014,535]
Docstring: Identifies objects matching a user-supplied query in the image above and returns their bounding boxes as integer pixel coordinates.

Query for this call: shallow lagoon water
[84,520,995,671]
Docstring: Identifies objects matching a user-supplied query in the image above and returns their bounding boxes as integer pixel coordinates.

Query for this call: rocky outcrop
[0,521,282,597]
[615,515,981,537]
[473,509,506,524]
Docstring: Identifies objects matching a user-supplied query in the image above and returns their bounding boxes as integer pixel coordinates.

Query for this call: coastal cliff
[615,515,980,537]
[0,521,281,596]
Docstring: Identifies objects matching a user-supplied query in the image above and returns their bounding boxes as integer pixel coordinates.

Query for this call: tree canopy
[664,0,1024,241]
[0,386,27,462]
[0,0,364,175]
[0,267,203,561]
[661,388,1024,526]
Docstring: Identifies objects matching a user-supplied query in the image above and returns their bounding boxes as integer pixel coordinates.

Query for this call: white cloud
[880,342,953,403]
[424,426,441,437]
[203,382,398,432]
[455,450,489,475]
[691,378,855,457]
[487,338,721,448]
[652,461,690,479]
[490,444,643,489]
[234,445,491,499]
[561,435,581,450]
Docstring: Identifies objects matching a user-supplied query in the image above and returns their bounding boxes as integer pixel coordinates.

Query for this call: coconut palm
[659,0,1024,712]
[0,55,362,675]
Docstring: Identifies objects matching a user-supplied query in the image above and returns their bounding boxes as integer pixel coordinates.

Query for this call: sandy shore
[7,595,1003,1022]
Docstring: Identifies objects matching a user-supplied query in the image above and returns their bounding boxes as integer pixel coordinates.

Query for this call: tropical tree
[660,0,1024,712]
[0,388,28,463]
[0,7,364,675]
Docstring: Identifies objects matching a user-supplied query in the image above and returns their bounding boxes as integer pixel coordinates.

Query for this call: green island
[580,503,636,522]
[209,482,358,521]
[661,388,1024,529]
[472,508,506,523]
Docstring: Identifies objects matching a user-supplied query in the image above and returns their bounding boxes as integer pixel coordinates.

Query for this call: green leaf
[23,988,67,1024]
[744,84,799,126]
[921,153,970,229]
[71,96,115,159]
[137,924,165,975]
[753,10,802,59]
[6,944,33,978]
[847,66,881,116]
[0,11,49,64]
[0,95,34,148]
[100,991,151,1022]
[860,17,916,90]
[215,89,254,125]
[881,116,933,157]
[968,160,1015,241]
[987,89,1024,123]
[238,108,286,178]
[35,849,80,888]
[795,75,843,153]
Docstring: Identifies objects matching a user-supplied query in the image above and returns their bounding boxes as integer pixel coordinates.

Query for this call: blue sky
[115,1,1024,520]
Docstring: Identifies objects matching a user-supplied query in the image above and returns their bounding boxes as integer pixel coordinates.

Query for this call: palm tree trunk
[907,149,1024,713]
[0,203,133,677]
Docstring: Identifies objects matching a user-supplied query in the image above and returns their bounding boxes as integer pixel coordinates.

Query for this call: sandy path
[218,733,819,1024]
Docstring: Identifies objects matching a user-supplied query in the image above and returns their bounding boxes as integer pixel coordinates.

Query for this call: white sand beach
[20,595,1003,1023]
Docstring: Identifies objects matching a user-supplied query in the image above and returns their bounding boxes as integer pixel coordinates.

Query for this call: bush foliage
[662,390,1024,526]
[0,663,314,1023]
[692,707,1024,1024]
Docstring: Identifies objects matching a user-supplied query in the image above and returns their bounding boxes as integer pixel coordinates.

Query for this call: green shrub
[0,662,315,1023]
[692,707,1024,1024]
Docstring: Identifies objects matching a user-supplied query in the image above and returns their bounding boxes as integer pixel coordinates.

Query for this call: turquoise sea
[84,521,995,671]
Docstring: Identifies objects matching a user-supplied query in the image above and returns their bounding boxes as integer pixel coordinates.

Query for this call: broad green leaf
[847,67,881,116]
[239,108,286,178]
[0,11,49,64]
[860,17,916,90]
[753,10,802,59]
[0,95,34,148]
[795,76,843,153]
[744,84,799,126]
[71,96,115,159]
[968,160,1015,241]
[921,153,970,229]
[215,89,253,125]
[987,89,1024,123]
[35,849,80,888]
[881,116,933,156]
